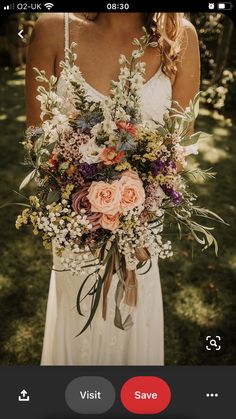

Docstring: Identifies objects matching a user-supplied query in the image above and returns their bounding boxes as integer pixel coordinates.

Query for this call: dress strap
[64,12,70,54]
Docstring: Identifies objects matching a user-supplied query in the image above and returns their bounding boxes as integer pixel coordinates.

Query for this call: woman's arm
[25,14,63,126]
[172,19,200,109]
[172,20,200,171]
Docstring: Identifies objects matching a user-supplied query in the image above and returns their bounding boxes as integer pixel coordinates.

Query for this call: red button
[120,376,171,415]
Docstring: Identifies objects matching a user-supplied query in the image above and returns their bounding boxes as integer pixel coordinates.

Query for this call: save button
[120,376,171,414]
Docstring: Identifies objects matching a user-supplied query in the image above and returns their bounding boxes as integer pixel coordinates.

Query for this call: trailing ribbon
[102,245,150,330]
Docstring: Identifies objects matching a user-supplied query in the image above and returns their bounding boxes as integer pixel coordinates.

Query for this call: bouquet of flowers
[16,29,224,334]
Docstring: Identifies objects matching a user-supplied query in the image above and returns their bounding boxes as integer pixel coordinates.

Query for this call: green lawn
[0,68,235,365]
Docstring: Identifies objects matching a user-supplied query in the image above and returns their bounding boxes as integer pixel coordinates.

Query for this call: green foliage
[191,13,236,116]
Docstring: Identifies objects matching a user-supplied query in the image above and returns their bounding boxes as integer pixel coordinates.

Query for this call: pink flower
[100,212,120,231]
[119,171,145,211]
[72,185,101,231]
[100,146,124,166]
[116,121,136,136]
[144,183,166,211]
[87,180,121,215]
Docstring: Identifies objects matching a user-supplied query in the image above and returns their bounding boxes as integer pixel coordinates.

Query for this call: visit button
[120,376,171,414]
[65,376,116,414]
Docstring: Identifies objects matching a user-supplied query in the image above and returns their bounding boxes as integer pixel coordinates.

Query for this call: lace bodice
[81,66,172,122]
[56,13,172,124]
[57,67,172,123]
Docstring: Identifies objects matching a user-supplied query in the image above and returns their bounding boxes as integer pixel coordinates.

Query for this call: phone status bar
[1,1,235,13]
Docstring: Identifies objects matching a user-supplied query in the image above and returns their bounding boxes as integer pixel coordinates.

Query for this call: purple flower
[78,162,97,179]
[152,159,165,176]
[162,186,183,205]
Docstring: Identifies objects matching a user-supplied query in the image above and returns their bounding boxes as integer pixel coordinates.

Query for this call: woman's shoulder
[32,13,65,52]
[179,17,199,53]
[35,12,86,25]
[34,13,87,42]
[34,13,65,32]
[182,17,198,39]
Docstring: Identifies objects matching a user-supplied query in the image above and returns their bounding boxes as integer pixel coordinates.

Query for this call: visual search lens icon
[44,2,54,9]
[206,335,221,351]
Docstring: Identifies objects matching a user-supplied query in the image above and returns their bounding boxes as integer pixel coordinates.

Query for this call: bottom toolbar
[0,366,234,418]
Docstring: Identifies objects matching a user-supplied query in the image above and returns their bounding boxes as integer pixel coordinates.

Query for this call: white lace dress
[41,16,172,366]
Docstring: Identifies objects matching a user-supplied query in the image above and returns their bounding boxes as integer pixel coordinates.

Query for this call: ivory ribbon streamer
[102,246,150,321]
[123,247,150,306]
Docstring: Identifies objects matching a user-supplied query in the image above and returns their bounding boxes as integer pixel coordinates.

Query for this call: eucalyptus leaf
[76,275,103,336]
[37,152,50,166]
[149,42,158,48]
[193,91,202,118]
[193,207,227,224]
[47,140,57,153]
[76,270,99,316]
[132,38,140,46]
[59,161,69,171]
[156,126,168,136]
[181,131,210,146]
[99,241,108,263]
[138,259,152,275]
[19,169,37,191]
[0,202,31,209]
[34,136,44,154]
[46,189,61,205]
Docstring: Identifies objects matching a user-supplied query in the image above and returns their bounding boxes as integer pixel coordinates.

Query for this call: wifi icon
[44,2,54,9]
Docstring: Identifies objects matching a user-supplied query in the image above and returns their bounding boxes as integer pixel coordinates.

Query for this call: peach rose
[100,146,124,166]
[119,171,145,211]
[120,170,140,180]
[100,212,120,231]
[87,180,121,215]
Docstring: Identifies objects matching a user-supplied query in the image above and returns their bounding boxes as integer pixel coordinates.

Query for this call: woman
[26,12,200,365]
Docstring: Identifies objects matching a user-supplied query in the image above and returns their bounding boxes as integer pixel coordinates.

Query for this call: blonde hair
[144,13,185,77]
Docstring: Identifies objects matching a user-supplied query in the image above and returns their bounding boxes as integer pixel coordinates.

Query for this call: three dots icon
[206,393,219,398]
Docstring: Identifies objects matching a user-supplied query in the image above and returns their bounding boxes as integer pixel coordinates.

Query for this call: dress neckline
[81,65,163,99]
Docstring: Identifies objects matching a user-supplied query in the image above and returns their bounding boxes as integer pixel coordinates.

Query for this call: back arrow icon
[18,29,24,39]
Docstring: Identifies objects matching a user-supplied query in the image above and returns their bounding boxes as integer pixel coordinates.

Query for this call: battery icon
[217,2,233,9]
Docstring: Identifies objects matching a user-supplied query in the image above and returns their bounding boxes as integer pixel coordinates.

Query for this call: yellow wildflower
[115,161,132,172]
[157,174,165,185]
[29,195,40,209]
[15,215,23,229]
[21,208,30,224]
[43,240,52,250]
[61,183,75,199]
[48,203,62,213]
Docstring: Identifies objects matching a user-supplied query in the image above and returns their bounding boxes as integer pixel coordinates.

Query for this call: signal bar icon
[4,3,14,10]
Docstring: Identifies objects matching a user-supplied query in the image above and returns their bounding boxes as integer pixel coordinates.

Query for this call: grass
[0,67,236,365]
